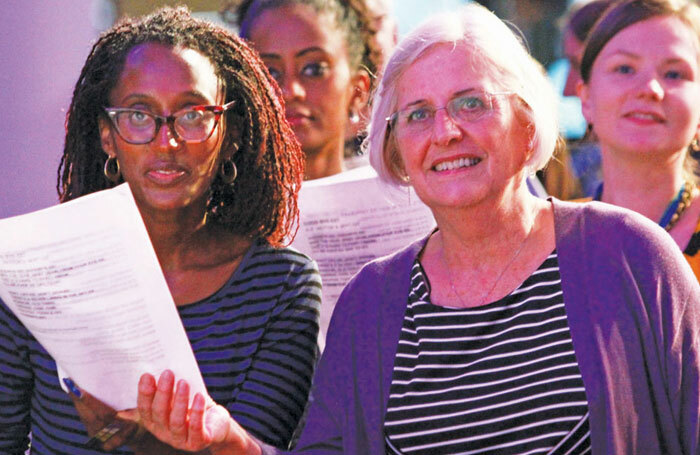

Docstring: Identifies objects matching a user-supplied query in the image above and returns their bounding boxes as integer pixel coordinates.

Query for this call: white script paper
[292,166,436,349]
[0,184,206,410]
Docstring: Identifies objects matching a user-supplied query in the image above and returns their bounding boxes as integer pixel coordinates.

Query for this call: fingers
[188,393,210,447]
[137,372,157,426]
[152,369,175,428]
[135,372,235,452]
[169,379,190,444]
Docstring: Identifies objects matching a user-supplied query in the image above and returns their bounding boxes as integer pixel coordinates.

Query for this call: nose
[431,108,463,146]
[281,75,305,101]
[637,73,664,100]
[153,120,182,150]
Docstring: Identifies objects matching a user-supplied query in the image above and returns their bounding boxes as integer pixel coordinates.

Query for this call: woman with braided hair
[223,0,380,179]
[0,6,321,454]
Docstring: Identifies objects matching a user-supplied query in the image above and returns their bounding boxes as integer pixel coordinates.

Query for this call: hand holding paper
[0,184,205,410]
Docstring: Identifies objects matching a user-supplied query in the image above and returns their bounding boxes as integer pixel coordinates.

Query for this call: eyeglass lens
[393,92,496,135]
[111,108,219,144]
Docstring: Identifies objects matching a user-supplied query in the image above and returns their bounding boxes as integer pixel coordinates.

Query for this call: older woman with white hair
[131,3,700,454]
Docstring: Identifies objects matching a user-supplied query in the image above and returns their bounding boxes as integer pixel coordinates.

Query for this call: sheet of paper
[292,166,436,350]
[0,184,206,410]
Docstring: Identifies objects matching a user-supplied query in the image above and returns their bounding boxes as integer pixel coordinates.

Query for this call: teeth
[434,157,480,171]
[630,113,658,120]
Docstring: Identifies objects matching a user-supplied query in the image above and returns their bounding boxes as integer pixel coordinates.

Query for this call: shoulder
[346,234,426,291]
[552,198,698,302]
[331,234,427,320]
[0,298,30,338]
[240,239,320,277]
[553,197,678,254]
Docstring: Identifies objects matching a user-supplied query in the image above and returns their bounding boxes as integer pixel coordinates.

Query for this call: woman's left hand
[137,370,261,455]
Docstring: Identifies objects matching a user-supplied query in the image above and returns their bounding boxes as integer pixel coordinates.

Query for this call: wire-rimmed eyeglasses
[103,100,236,145]
[386,90,512,136]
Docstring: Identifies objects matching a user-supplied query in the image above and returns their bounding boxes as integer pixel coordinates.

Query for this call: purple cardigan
[268,199,700,454]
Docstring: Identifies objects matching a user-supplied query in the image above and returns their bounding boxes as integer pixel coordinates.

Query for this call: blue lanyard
[594,182,686,229]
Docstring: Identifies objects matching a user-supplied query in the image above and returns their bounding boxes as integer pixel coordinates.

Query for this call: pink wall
[0,0,100,218]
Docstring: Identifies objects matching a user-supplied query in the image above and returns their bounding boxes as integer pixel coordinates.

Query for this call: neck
[600,147,685,222]
[137,202,209,271]
[304,140,345,180]
[434,180,541,262]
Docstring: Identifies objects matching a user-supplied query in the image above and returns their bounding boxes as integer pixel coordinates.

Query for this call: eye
[266,66,282,82]
[405,106,432,123]
[180,109,204,123]
[453,94,487,112]
[664,69,685,80]
[301,62,329,78]
[614,64,634,75]
[127,110,153,127]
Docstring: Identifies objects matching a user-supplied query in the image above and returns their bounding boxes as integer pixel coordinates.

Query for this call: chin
[418,187,487,210]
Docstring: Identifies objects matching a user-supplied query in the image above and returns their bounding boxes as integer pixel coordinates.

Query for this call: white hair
[366,3,560,185]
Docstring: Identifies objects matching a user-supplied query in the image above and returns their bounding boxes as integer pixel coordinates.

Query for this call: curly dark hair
[221,0,382,78]
[58,6,303,246]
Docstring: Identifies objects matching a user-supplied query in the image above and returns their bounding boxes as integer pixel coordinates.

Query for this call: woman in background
[0,7,320,453]
[562,0,612,97]
[558,0,612,197]
[130,4,700,454]
[578,0,700,278]
[226,0,380,179]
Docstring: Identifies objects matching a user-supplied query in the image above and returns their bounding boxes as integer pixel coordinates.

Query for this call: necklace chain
[440,215,535,308]
[594,180,696,232]
[663,180,695,232]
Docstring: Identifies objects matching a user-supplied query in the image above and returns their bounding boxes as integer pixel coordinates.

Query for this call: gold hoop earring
[103,156,121,183]
[220,158,237,184]
[691,137,700,152]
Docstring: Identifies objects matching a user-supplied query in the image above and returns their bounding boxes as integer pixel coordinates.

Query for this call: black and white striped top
[384,252,591,455]
[0,240,321,454]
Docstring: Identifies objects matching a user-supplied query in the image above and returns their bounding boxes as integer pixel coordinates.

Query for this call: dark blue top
[0,240,321,454]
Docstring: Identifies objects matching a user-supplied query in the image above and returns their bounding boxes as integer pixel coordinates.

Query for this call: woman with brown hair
[578,0,700,278]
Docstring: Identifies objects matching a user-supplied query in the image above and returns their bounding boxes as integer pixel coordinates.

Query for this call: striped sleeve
[0,299,32,454]
[224,247,322,449]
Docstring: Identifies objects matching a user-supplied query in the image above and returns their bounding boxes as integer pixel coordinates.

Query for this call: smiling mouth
[625,112,664,122]
[433,157,482,172]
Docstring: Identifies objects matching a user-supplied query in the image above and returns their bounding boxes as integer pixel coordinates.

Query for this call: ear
[98,117,116,158]
[576,80,593,124]
[219,123,241,163]
[348,68,371,114]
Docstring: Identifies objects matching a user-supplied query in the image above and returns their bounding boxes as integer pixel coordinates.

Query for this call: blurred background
[0,0,575,219]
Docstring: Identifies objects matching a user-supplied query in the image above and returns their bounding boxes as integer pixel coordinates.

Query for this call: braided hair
[58,6,303,246]
[223,0,382,78]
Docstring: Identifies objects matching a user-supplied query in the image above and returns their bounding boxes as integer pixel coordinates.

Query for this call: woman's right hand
[135,370,261,455]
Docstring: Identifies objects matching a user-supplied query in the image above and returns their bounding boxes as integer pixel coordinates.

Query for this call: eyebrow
[260,46,329,61]
[117,90,214,106]
[605,49,695,66]
[605,50,641,59]
[398,88,483,111]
